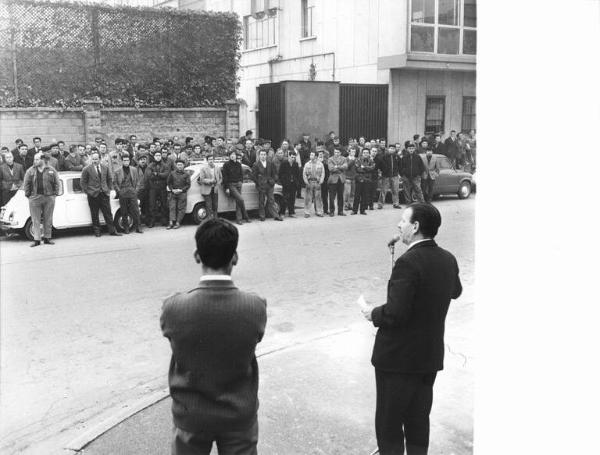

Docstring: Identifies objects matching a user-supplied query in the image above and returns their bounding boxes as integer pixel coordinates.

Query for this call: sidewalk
[81,323,472,455]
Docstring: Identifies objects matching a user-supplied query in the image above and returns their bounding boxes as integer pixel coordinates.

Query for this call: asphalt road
[0,196,474,454]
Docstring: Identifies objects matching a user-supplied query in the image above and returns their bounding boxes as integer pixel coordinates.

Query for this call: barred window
[425,97,445,135]
[301,0,315,38]
[244,14,277,50]
[462,97,476,132]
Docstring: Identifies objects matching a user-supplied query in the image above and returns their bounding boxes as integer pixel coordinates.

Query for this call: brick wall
[0,109,85,148]
[0,101,240,149]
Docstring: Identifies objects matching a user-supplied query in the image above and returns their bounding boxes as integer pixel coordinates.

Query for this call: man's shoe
[42,238,55,245]
[275,217,283,221]
[135,228,143,234]
[109,231,122,236]
[288,214,296,218]
[351,211,358,215]
[236,220,243,225]
[94,232,101,237]
[244,218,252,223]
[146,222,154,228]
[166,222,174,229]
[173,222,181,229]
[360,211,367,215]
[329,212,335,217]
[316,213,324,217]
[260,217,265,221]
[377,203,383,209]
[123,228,130,234]
[368,206,374,210]
[30,240,41,247]
[338,212,346,216]
[304,214,310,218]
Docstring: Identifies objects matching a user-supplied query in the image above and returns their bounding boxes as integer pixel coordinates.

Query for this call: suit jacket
[160,279,267,432]
[198,164,222,194]
[0,162,25,190]
[252,159,276,190]
[327,155,348,184]
[80,163,113,197]
[421,153,441,180]
[371,240,462,373]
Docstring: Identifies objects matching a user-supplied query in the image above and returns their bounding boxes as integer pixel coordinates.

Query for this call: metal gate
[339,84,388,143]
[258,83,285,147]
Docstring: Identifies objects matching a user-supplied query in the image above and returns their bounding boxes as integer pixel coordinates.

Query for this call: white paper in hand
[357,294,370,311]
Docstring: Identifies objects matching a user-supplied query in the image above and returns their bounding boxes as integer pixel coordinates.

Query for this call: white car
[184,161,284,223]
[0,171,125,240]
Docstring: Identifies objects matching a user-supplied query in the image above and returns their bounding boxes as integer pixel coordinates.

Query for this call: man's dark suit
[252,159,280,220]
[161,279,267,454]
[371,239,462,455]
[80,163,118,234]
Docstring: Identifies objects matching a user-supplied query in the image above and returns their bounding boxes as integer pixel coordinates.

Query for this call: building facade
[155,0,476,144]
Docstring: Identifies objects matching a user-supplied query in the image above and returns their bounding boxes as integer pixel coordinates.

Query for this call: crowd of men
[0,129,475,244]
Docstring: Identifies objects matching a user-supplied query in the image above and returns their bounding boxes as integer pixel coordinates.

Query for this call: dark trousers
[1,189,17,206]
[202,188,218,219]
[149,187,168,224]
[87,192,116,234]
[119,196,141,229]
[281,185,296,215]
[172,417,258,455]
[320,182,329,213]
[227,182,249,222]
[421,178,435,203]
[257,185,279,219]
[168,192,187,223]
[138,189,149,223]
[328,179,344,214]
[353,180,369,213]
[368,180,378,208]
[375,370,437,455]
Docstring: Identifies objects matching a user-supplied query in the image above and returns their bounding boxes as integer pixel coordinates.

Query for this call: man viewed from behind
[361,203,462,454]
[161,219,267,455]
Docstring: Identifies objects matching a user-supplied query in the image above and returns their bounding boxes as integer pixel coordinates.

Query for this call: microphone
[387,235,401,248]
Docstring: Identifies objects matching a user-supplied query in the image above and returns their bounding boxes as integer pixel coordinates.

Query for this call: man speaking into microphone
[361,203,462,455]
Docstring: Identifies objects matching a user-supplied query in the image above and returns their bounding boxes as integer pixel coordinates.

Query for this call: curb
[64,326,355,452]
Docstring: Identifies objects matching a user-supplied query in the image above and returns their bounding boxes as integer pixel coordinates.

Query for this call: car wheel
[22,218,34,241]
[114,210,134,232]
[192,202,207,224]
[273,194,283,215]
[458,181,472,199]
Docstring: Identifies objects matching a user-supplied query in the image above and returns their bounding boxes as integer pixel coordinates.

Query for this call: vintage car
[0,171,127,240]
[398,153,474,202]
[184,160,284,223]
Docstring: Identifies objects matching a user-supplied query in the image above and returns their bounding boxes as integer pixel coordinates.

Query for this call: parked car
[398,154,474,202]
[0,171,126,240]
[184,161,284,223]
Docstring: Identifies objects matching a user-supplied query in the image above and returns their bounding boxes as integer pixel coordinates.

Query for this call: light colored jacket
[197,164,222,194]
[303,160,325,185]
[421,153,441,180]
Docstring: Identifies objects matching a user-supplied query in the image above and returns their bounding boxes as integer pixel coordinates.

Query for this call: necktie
[96,166,101,179]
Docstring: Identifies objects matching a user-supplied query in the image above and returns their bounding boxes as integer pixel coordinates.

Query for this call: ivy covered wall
[0,0,242,108]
